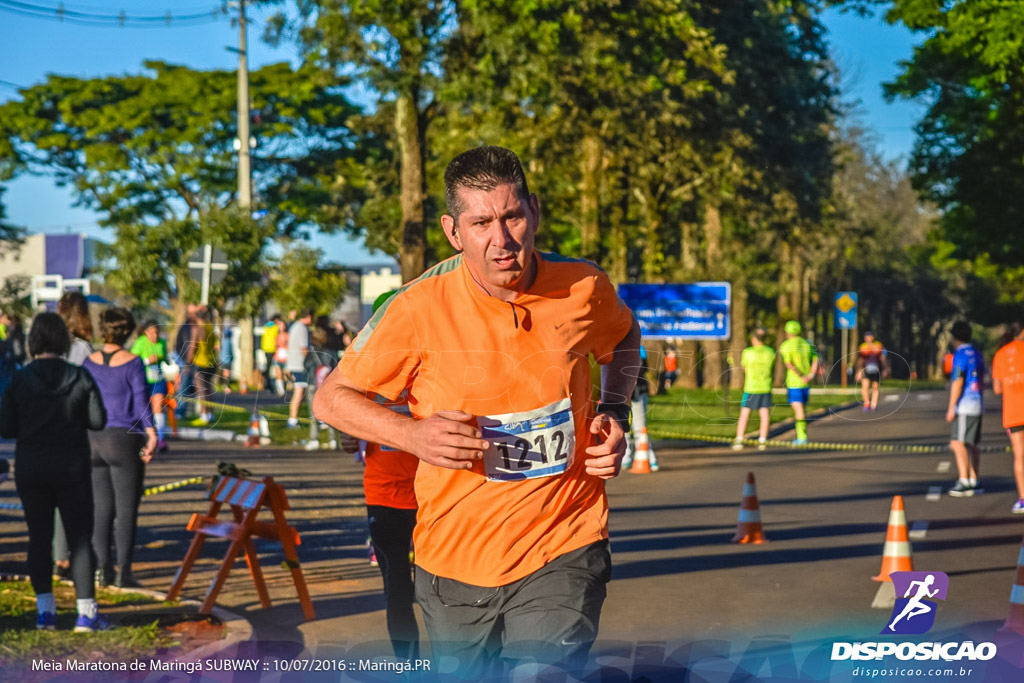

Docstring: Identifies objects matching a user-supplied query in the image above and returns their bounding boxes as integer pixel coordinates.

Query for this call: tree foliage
[269,243,346,316]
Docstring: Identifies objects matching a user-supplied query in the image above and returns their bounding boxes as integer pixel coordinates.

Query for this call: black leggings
[16,470,95,599]
[89,429,146,574]
[367,505,419,659]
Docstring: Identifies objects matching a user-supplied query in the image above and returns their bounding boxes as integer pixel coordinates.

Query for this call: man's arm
[588,317,642,479]
[946,376,964,422]
[312,369,487,470]
[994,378,1003,395]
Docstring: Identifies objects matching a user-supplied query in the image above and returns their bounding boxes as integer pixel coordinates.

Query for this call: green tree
[272,1,456,282]
[0,62,361,306]
[269,243,346,316]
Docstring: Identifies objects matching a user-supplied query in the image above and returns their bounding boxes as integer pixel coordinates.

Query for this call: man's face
[442,183,539,296]
[145,326,158,343]
[865,334,875,344]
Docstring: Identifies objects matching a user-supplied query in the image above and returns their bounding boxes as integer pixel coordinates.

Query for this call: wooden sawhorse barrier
[166,475,316,620]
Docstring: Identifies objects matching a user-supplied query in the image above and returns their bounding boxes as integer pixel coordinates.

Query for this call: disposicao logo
[831,570,997,663]
[882,571,948,635]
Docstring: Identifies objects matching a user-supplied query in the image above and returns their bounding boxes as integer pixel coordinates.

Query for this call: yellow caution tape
[648,429,1011,454]
[143,476,205,497]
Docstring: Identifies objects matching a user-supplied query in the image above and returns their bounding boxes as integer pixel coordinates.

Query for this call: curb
[651,400,861,451]
[0,575,254,659]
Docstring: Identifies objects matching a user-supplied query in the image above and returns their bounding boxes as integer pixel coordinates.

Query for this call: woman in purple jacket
[84,308,158,588]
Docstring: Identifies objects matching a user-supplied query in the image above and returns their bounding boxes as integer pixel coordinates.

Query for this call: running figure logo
[882,571,949,635]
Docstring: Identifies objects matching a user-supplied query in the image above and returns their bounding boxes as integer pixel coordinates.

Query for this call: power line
[0,0,226,26]
[0,79,27,90]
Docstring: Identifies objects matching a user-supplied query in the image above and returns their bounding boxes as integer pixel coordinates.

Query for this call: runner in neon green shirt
[130,321,169,451]
[733,328,776,450]
[779,320,819,445]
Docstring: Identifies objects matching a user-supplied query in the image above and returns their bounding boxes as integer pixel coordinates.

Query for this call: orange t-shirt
[339,252,634,587]
[993,340,1024,429]
[363,402,419,510]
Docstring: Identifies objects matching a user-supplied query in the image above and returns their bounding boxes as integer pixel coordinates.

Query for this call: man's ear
[441,214,462,251]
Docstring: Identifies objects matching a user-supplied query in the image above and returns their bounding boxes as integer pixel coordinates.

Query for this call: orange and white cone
[731,472,766,544]
[1002,533,1024,634]
[245,414,261,448]
[872,495,913,582]
[630,428,653,474]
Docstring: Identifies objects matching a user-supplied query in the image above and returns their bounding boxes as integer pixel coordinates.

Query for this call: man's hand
[585,413,627,479]
[946,407,956,423]
[408,410,487,470]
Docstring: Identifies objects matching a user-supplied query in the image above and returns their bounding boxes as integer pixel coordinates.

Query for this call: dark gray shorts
[414,539,611,679]
[741,392,772,410]
[951,413,982,445]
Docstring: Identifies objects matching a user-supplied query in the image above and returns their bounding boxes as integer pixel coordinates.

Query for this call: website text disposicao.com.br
[852,665,978,679]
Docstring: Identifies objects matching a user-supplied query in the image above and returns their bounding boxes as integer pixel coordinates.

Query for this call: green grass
[647,386,857,439]
[0,581,177,662]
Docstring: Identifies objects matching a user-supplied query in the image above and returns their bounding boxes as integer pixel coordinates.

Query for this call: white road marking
[937,461,951,473]
[872,581,896,609]
[917,393,933,401]
[909,521,929,540]
[926,486,942,501]
[884,395,900,403]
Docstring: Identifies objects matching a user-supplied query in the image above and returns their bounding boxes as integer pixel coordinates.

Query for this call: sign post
[617,283,731,340]
[187,246,230,306]
[834,291,858,388]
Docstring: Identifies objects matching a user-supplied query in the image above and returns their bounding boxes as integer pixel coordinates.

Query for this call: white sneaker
[287,418,299,428]
[304,441,320,451]
[731,439,744,451]
[328,440,338,450]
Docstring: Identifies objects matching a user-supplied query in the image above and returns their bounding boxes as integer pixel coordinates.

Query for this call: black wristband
[596,402,631,431]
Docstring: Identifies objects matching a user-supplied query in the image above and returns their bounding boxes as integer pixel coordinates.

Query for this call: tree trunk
[677,340,699,389]
[607,168,628,283]
[396,92,426,283]
[729,282,748,390]
[702,203,724,388]
[580,131,602,263]
[238,317,255,389]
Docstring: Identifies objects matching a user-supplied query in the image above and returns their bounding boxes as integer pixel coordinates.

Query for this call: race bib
[145,362,163,384]
[479,398,575,482]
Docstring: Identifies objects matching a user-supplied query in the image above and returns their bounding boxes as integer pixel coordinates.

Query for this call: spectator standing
[84,308,158,588]
[0,312,109,631]
[287,309,313,429]
[173,305,199,420]
[191,308,218,425]
[130,320,169,452]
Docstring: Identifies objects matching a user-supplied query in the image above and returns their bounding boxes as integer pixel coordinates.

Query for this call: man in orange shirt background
[314,145,640,676]
[993,321,1024,514]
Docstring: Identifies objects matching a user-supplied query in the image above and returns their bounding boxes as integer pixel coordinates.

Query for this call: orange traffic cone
[872,495,913,582]
[731,472,766,544]
[630,428,653,474]
[245,414,261,448]
[1002,534,1024,634]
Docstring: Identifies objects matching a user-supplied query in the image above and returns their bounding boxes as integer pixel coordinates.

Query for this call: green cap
[785,320,802,335]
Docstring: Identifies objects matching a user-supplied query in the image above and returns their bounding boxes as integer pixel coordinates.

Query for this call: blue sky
[0,2,924,265]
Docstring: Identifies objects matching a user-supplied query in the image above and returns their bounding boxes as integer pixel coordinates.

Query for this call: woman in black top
[0,313,110,632]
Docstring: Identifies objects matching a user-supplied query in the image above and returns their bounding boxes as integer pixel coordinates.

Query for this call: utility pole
[235,0,256,391]
[236,0,252,210]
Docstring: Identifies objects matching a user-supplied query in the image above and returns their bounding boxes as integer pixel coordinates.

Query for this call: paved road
[1,387,1023,681]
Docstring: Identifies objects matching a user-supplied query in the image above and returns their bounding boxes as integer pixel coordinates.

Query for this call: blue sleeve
[950,350,966,381]
[129,358,154,430]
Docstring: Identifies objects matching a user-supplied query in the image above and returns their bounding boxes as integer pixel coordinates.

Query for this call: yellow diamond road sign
[836,293,856,314]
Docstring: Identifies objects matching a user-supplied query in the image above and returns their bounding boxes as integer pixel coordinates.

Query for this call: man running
[946,321,984,497]
[887,574,939,632]
[313,146,640,676]
[732,328,775,451]
[855,331,887,411]
[993,322,1024,514]
[779,321,819,446]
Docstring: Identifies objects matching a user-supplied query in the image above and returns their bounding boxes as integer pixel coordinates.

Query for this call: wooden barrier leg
[200,538,246,615]
[241,537,272,608]
[166,534,206,602]
[269,488,316,621]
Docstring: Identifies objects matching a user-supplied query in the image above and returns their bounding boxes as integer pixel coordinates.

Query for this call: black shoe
[54,562,71,579]
[114,570,143,589]
[95,568,114,588]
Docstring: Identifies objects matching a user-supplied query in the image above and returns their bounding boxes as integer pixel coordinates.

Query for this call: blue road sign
[618,283,731,340]
[834,291,858,329]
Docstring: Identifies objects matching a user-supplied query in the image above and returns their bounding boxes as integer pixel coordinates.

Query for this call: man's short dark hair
[951,321,972,344]
[29,312,71,357]
[753,327,767,342]
[99,308,136,346]
[300,308,315,321]
[444,146,531,222]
